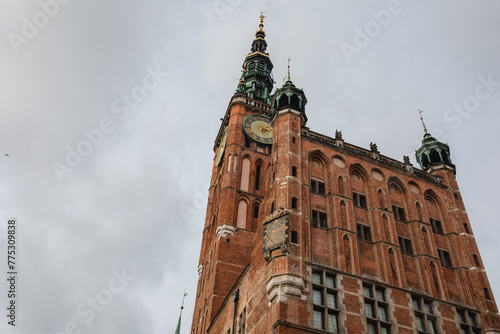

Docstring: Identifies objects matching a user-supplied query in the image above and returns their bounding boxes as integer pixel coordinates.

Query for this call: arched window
[236,200,248,229]
[388,248,399,285]
[382,214,390,242]
[253,203,260,219]
[227,155,232,172]
[350,167,368,209]
[388,180,407,222]
[425,192,445,235]
[422,227,432,255]
[378,189,385,209]
[340,200,348,230]
[233,154,238,172]
[416,202,423,221]
[255,164,261,191]
[338,176,345,195]
[310,155,328,195]
[430,261,441,297]
[240,158,251,192]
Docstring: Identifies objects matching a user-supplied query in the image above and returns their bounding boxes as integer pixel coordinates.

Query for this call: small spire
[174,290,188,334]
[419,109,428,134]
[287,58,291,81]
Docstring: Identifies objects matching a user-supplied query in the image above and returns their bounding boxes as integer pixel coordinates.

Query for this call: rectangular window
[312,210,327,228]
[292,197,298,209]
[311,179,326,195]
[438,249,452,267]
[392,205,406,221]
[473,254,481,267]
[311,270,339,332]
[398,236,413,255]
[463,223,470,234]
[313,309,324,330]
[363,284,391,334]
[412,296,437,334]
[237,308,246,334]
[456,308,482,334]
[357,224,372,242]
[292,166,297,177]
[430,218,444,234]
[353,192,367,208]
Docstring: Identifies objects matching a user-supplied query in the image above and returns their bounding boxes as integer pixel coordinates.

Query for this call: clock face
[215,127,228,166]
[243,114,273,144]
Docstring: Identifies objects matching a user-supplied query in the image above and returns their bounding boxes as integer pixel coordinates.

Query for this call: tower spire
[174,291,188,334]
[419,109,428,134]
[236,12,274,103]
[287,58,291,81]
[415,110,455,173]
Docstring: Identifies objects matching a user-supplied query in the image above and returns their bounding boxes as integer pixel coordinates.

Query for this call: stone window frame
[362,283,391,334]
[456,308,482,334]
[311,269,340,333]
[411,295,438,334]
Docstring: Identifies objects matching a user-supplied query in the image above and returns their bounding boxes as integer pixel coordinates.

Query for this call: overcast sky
[0,1,499,333]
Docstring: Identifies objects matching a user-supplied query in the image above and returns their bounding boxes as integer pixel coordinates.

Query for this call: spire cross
[260,10,266,24]
[419,109,428,134]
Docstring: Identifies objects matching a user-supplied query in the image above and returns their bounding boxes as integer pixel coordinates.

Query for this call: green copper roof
[236,15,274,104]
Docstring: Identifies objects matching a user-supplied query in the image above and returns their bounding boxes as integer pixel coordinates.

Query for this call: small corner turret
[271,59,308,123]
[415,110,455,174]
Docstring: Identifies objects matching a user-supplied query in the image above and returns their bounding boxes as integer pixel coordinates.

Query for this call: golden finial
[258,10,266,31]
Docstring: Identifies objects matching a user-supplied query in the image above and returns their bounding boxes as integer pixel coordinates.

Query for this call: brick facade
[191,22,500,334]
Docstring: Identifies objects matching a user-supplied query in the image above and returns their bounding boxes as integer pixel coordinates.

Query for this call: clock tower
[190,14,275,334]
[191,16,500,334]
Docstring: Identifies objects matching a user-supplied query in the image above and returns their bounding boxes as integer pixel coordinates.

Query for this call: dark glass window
[353,192,367,208]
[392,205,406,221]
[357,224,372,242]
[456,308,482,334]
[430,218,443,234]
[398,236,413,255]
[311,179,326,195]
[312,210,327,228]
[438,249,452,267]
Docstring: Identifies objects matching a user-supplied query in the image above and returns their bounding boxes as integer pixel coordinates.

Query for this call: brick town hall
[190,16,500,334]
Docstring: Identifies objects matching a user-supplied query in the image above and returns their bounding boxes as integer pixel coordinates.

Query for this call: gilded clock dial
[243,114,273,144]
[215,127,228,166]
